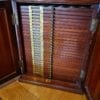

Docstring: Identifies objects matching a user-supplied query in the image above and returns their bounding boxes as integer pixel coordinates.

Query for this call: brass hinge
[18,60,24,74]
[12,13,16,25]
[80,70,85,81]
[90,18,98,34]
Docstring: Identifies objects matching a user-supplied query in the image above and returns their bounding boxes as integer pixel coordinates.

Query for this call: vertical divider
[29,6,35,75]
[49,6,55,79]
[29,5,44,76]
[40,6,44,77]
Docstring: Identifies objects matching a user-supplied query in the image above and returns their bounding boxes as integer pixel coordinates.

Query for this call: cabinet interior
[16,3,98,93]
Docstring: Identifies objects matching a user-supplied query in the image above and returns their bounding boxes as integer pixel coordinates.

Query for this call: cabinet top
[17,0,99,4]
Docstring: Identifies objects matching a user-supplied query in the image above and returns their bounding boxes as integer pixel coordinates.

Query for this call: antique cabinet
[0,0,100,99]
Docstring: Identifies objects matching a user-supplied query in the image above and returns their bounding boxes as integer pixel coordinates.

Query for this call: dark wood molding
[19,74,83,94]
[11,0,25,68]
[16,0,99,4]
[0,71,18,85]
[85,21,100,100]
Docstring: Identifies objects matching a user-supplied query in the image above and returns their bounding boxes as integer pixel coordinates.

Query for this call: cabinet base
[0,71,18,85]
[19,74,83,94]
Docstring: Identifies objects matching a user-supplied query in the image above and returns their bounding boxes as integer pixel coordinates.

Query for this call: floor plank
[0,81,86,100]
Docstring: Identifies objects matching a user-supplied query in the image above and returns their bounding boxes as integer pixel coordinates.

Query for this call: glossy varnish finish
[0,0,100,99]
[0,9,15,78]
[53,7,92,82]
[85,25,100,100]
[0,2,19,83]
[18,3,96,93]
[0,81,86,100]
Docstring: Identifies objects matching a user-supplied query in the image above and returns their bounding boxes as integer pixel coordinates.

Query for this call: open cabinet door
[85,11,100,100]
[85,24,100,100]
[0,1,19,84]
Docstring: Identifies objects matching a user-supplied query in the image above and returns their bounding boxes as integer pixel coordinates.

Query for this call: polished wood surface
[18,3,98,93]
[17,0,99,4]
[20,74,83,93]
[0,81,86,100]
[19,5,84,92]
[0,81,38,100]
[85,24,100,100]
[94,81,100,100]
[0,1,99,99]
[0,9,15,78]
[0,1,19,83]
[53,6,92,82]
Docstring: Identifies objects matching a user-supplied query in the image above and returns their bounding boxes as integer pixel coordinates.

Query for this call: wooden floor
[0,81,86,100]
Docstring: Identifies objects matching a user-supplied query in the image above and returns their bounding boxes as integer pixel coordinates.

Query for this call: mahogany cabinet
[0,0,100,100]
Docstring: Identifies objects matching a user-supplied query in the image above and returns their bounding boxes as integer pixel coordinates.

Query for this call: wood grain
[18,4,95,93]
[53,6,92,82]
[0,81,38,100]
[0,1,19,83]
[85,24,100,100]
[0,81,86,100]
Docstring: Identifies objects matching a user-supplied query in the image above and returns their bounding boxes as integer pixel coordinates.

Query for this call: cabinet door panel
[0,10,15,78]
[85,25,100,100]
[0,2,19,83]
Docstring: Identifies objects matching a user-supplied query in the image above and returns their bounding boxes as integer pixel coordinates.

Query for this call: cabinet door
[0,1,19,84]
[85,24,100,100]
